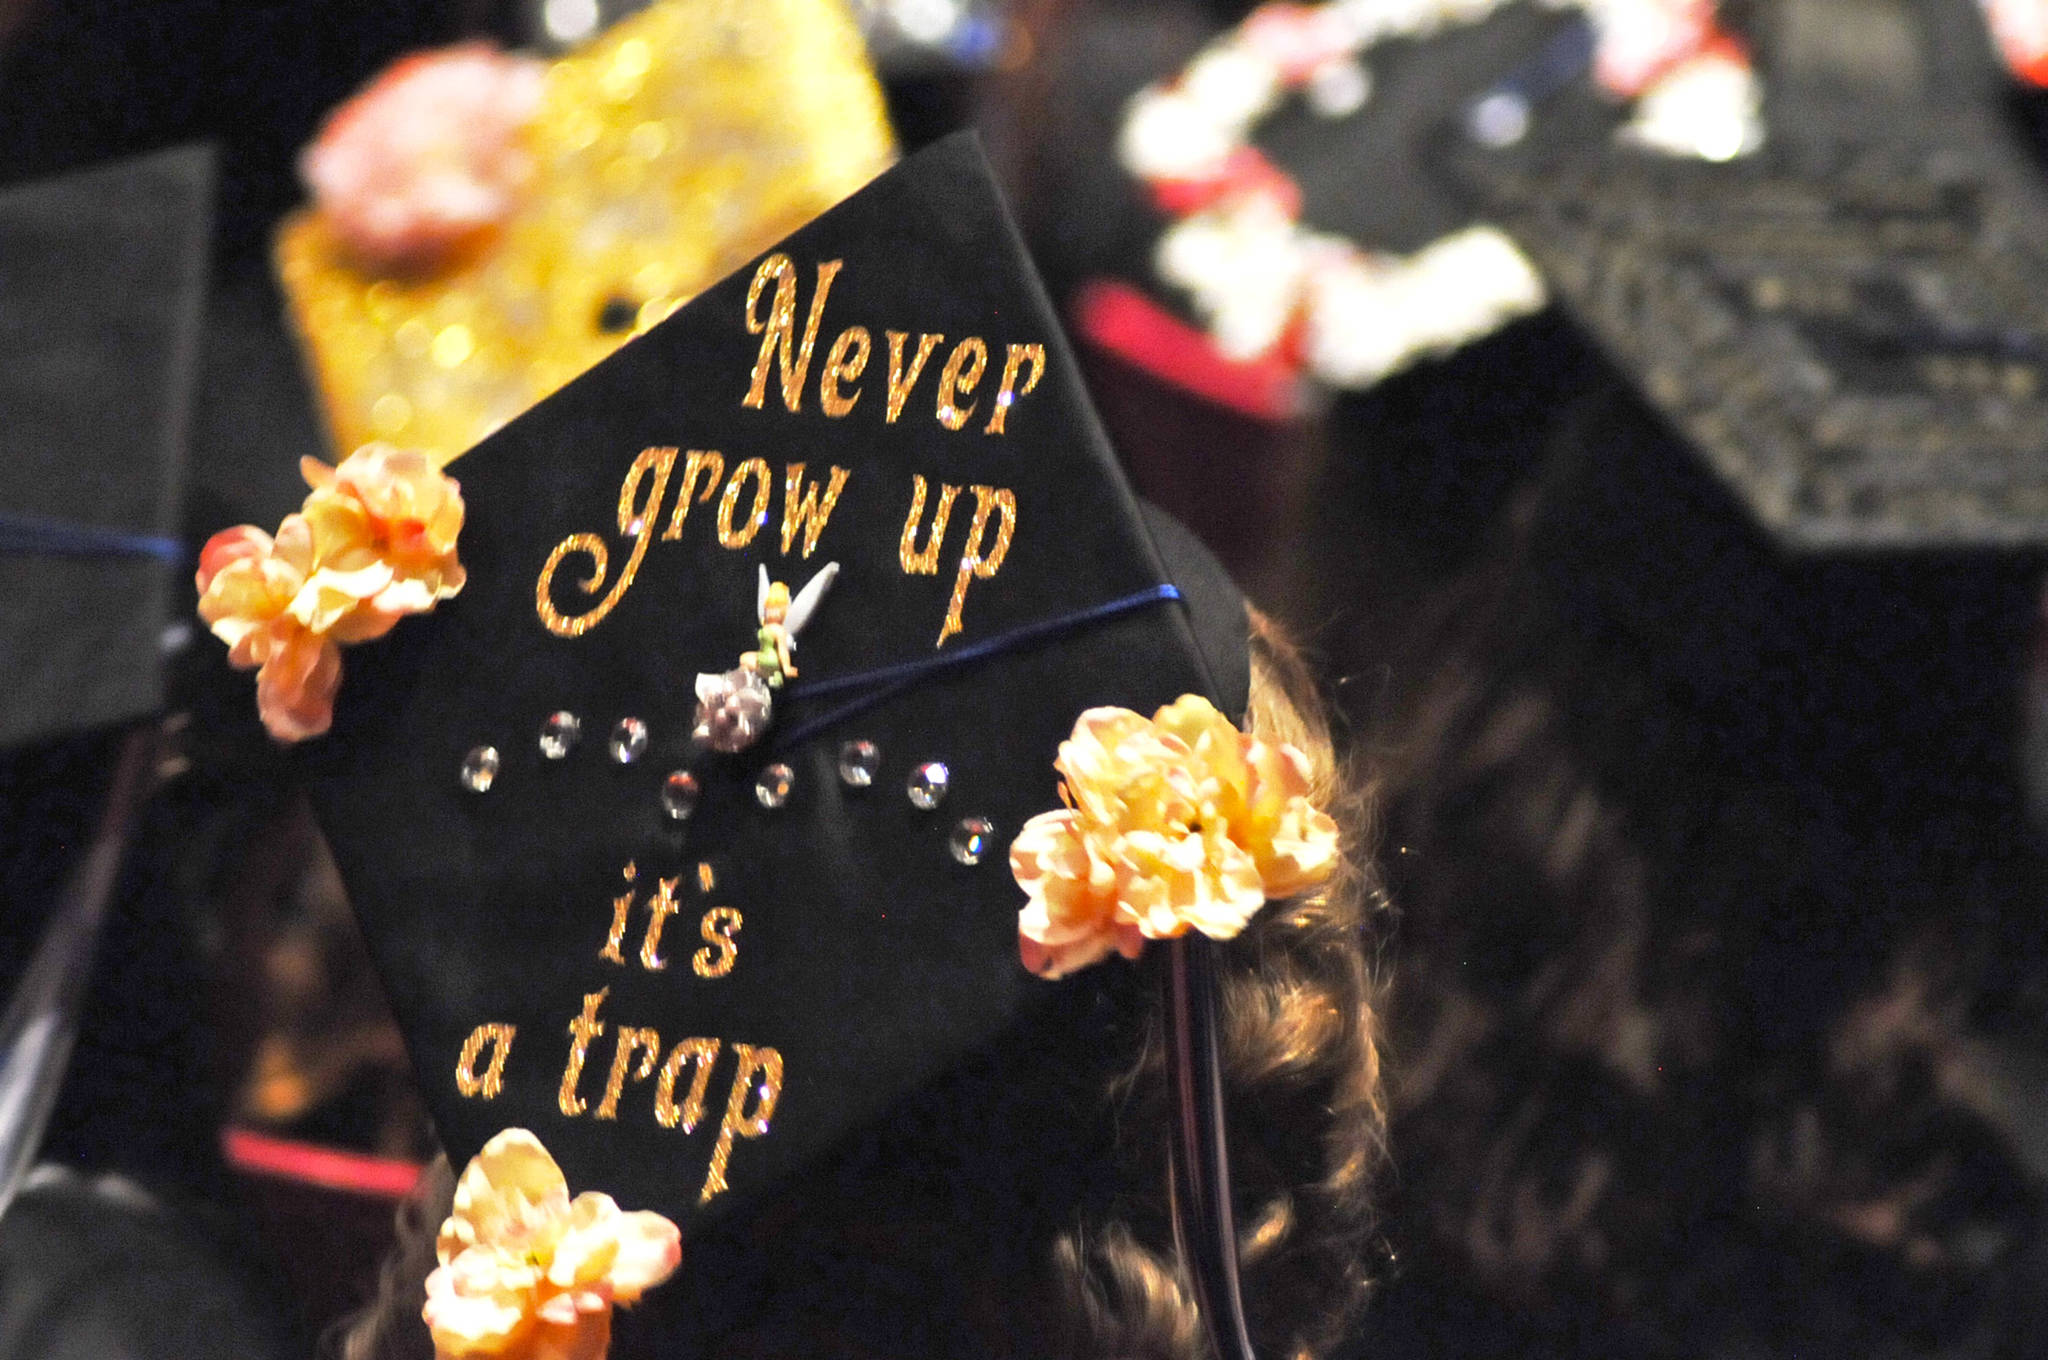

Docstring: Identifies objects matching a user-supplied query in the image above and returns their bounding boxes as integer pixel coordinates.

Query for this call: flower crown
[1011,693,1339,979]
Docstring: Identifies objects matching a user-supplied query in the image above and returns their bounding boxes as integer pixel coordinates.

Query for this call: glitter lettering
[780,463,850,559]
[595,1026,662,1120]
[883,331,944,423]
[938,485,1017,647]
[662,450,725,540]
[454,1023,516,1100]
[716,457,773,549]
[536,447,675,637]
[898,475,959,576]
[743,255,843,413]
[558,988,610,1117]
[700,1044,783,1203]
[985,343,1046,435]
[935,337,987,431]
[692,907,743,979]
[654,1037,721,1132]
[818,326,871,417]
[639,875,683,971]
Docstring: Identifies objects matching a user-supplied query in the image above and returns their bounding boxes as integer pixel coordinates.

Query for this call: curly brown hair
[1046,610,1388,1360]
[328,608,1387,1360]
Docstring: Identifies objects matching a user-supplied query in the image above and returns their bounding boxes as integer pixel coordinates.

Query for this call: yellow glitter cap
[276,0,896,465]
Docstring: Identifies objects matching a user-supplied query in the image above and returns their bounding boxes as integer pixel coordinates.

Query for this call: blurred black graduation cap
[1045,0,1579,283]
[1446,0,2048,550]
[0,144,215,749]
[1033,0,1578,416]
[298,132,1258,1350]
[0,145,214,1229]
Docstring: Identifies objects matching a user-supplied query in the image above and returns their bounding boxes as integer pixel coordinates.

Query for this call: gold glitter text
[454,1023,516,1100]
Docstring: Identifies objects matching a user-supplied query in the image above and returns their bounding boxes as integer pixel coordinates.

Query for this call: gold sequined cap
[276,0,896,464]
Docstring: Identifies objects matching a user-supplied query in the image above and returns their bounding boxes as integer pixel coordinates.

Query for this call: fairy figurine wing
[782,562,839,639]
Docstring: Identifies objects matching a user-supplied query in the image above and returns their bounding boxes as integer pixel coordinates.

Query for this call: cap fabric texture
[0,145,214,748]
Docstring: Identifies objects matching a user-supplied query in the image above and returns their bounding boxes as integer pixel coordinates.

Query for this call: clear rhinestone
[837,739,880,789]
[906,760,949,811]
[755,763,794,809]
[459,745,501,793]
[661,770,700,821]
[609,717,648,764]
[949,816,995,866]
[538,710,581,759]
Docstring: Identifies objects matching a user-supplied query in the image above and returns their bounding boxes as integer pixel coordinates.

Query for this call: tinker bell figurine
[692,562,839,753]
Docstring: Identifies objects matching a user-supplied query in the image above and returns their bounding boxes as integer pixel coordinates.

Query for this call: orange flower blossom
[423,1129,681,1360]
[1010,693,1339,979]
[196,443,464,742]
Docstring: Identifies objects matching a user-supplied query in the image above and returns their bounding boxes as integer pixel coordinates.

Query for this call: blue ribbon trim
[774,583,1183,749]
[0,511,184,564]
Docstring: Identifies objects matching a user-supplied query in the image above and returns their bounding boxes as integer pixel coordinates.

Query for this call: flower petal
[194,524,273,594]
[547,1193,621,1290]
[255,629,342,743]
[423,1252,535,1356]
[604,1211,682,1302]
[444,1129,570,1261]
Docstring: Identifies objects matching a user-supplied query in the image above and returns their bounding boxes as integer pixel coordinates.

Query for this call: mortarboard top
[0,145,215,750]
[1445,0,2048,552]
[298,132,1253,1348]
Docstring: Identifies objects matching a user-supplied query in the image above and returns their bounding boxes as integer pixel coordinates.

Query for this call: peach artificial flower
[424,1129,681,1360]
[301,42,547,271]
[1011,694,1339,979]
[196,516,344,743]
[196,444,464,742]
[297,443,468,630]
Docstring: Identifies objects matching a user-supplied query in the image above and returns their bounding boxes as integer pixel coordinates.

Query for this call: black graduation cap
[1445,0,2048,550]
[298,133,1262,1352]
[0,145,215,748]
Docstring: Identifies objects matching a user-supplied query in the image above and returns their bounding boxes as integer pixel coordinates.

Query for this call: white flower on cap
[1621,45,1764,163]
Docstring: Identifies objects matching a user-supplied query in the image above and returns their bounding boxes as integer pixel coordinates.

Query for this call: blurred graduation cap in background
[0,145,214,748]
[276,0,895,465]
[0,144,214,1222]
[1449,0,2048,550]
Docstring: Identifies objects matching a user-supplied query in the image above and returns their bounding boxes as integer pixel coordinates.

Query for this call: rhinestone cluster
[458,717,996,866]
